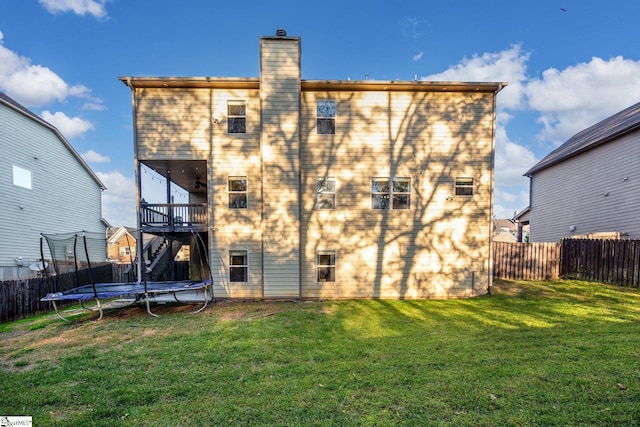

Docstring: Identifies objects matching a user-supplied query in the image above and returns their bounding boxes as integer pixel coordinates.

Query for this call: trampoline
[40,230,214,320]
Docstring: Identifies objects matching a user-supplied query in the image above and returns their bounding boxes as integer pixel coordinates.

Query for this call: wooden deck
[140,203,208,233]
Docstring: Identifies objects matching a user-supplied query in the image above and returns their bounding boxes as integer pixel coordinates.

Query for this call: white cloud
[525,56,640,144]
[0,32,98,108]
[413,51,423,62]
[96,171,136,227]
[39,0,108,18]
[423,44,530,111]
[82,149,110,163]
[41,110,94,138]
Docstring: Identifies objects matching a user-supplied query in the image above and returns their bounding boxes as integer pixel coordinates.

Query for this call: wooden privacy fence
[493,241,561,280]
[561,239,640,287]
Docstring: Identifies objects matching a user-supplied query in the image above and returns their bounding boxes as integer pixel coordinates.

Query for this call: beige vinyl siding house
[519,101,640,242]
[121,31,505,299]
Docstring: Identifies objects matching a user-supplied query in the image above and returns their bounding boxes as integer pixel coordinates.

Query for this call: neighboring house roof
[493,218,517,233]
[107,226,137,243]
[525,100,640,176]
[0,92,107,191]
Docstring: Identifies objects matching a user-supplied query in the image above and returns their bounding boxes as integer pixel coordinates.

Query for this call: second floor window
[455,177,474,196]
[228,177,247,209]
[371,177,411,210]
[227,100,246,134]
[316,176,336,209]
[317,100,336,135]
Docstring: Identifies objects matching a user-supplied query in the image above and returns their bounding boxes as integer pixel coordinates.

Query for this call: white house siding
[259,37,302,298]
[529,131,640,242]
[300,90,495,298]
[0,101,105,280]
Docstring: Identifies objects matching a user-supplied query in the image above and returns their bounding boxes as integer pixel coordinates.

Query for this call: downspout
[487,84,506,295]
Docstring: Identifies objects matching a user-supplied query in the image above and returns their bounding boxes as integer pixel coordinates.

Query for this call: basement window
[227,100,247,134]
[317,250,336,282]
[455,177,474,196]
[316,176,336,209]
[317,100,336,135]
[229,250,248,282]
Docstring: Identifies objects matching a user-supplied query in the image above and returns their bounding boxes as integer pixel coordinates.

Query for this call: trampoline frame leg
[144,292,159,317]
[51,301,70,322]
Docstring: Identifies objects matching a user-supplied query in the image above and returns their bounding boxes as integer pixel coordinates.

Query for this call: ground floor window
[317,250,336,282]
[230,250,248,282]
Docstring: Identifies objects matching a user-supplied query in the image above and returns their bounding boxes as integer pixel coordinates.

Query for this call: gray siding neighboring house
[516,101,640,242]
[0,93,107,280]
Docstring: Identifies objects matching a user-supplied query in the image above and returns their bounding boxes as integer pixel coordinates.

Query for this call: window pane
[228,117,246,133]
[393,194,410,209]
[229,178,247,192]
[230,267,247,282]
[230,253,246,265]
[372,178,390,193]
[317,100,336,117]
[316,177,335,193]
[317,252,335,265]
[316,193,335,209]
[455,187,473,196]
[317,267,335,282]
[228,103,246,116]
[229,194,247,209]
[372,194,390,209]
[393,178,411,193]
[317,118,335,135]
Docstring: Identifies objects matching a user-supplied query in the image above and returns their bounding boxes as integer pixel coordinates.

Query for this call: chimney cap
[276,28,287,37]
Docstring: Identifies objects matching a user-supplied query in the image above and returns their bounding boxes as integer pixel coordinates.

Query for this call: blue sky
[2,0,640,226]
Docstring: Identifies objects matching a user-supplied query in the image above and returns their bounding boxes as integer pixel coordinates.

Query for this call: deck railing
[140,203,208,228]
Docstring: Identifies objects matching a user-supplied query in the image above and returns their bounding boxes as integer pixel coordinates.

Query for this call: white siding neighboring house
[517,101,640,242]
[0,93,107,280]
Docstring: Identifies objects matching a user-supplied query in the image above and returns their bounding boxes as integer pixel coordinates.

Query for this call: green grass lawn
[1,279,640,426]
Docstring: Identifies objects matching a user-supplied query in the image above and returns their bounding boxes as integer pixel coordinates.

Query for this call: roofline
[119,76,507,93]
[524,120,640,176]
[0,95,107,191]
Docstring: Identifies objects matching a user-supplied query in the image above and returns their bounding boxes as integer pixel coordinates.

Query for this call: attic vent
[276,28,287,37]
